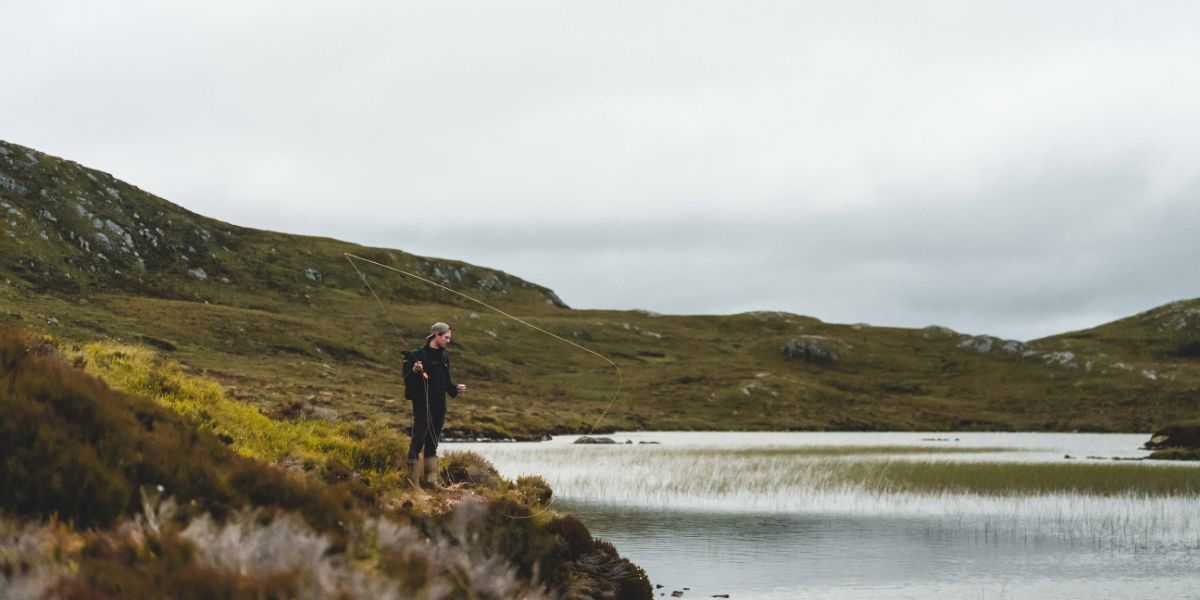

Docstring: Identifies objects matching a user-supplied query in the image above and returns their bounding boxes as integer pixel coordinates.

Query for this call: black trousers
[408,398,446,459]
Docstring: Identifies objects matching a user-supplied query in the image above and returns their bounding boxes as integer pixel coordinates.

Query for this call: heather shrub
[516,475,553,506]
[1,326,650,598]
[546,513,593,556]
[0,326,352,530]
[441,450,502,489]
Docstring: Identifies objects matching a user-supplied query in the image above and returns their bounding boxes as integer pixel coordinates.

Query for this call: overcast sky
[4,1,1200,340]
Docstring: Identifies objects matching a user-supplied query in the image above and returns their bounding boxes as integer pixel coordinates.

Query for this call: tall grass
[695,446,1015,457]
[839,460,1200,497]
[462,441,1200,550]
[76,342,407,476]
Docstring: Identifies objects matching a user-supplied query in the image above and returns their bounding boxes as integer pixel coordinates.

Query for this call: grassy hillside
[0,325,650,598]
[2,138,1199,437]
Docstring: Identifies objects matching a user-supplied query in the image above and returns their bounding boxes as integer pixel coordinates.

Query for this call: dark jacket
[403,343,459,403]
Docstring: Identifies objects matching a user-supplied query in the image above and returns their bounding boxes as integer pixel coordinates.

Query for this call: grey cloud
[4,1,1200,342]
[372,163,1200,341]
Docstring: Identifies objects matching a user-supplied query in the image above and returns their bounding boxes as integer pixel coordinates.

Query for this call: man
[403,322,466,489]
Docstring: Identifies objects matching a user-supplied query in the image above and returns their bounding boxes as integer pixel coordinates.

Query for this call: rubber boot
[423,456,445,491]
[406,458,422,490]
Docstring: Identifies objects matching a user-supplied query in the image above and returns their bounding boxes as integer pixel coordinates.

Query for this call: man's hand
[456,384,466,395]
[412,361,424,374]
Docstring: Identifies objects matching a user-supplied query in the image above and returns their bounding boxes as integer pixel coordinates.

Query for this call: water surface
[452,432,1200,599]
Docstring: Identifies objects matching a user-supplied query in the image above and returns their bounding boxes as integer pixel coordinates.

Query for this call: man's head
[426,322,452,349]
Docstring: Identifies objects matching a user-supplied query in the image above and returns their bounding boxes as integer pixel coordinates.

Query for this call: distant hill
[3,138,1198,435]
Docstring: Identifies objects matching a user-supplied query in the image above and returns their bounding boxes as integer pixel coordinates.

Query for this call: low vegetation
[0,325,651,599]
[843,460,1200,497]
[698,446,1014,457]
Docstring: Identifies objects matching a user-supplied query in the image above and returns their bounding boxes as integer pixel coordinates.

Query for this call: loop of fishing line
[344,252,625,519]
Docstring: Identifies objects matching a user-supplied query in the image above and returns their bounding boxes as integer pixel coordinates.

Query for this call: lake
[451,432,1200,599]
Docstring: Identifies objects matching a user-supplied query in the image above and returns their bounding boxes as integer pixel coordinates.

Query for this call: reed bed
[698,446,1016,457]
[459,442,1200,551]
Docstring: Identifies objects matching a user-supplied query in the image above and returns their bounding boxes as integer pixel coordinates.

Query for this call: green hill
[2,138,1198,437]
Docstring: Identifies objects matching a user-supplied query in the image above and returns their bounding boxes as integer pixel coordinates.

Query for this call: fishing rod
[344,252,625,517]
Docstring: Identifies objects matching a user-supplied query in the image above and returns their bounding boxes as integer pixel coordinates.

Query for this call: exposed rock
[138,226,160,247]
[543,289,567,307]
[958,335,1028,354]
[781,336,840,363]
[103,219,134,249]
[477,272,503,291]
[922,325,957,339]
[1143,423,1200,450]
[959,335,994,353]
[1042,351,1077,368]
[305,267,323,283]
[0,173,28,196]
[574,436,617,444]
[187,268,208,281]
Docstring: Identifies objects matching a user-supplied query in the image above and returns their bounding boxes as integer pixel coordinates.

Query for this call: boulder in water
[1143,422,1200,450]
[574,436,617,444]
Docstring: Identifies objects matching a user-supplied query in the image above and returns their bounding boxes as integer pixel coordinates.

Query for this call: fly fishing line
[344,252,625,518]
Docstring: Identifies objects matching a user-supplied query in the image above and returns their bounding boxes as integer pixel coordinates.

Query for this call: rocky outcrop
[958,334,1029,354]
[574,436,617,444]
[1144,423,1200,450]
[1042,351,1077,368]
[922,325,957,339]
[1144,422,1200,461]
[781,336,841,363]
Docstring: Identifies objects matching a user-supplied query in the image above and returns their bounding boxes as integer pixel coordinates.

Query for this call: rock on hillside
[781,336,842,363]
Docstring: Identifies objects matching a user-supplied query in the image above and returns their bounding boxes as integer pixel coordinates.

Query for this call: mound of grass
[0,325,353,530]
[74,340,406,475]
